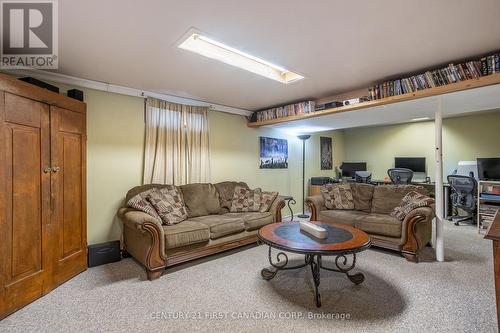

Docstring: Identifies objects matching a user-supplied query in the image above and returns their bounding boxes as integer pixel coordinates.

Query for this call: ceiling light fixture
[411,117,431,122]
[178,33,304,84]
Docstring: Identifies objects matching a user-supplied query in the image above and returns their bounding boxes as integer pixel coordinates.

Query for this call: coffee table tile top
[259,222,370,253]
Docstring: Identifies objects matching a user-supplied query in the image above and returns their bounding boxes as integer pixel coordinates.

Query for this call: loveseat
[306,183,435,262]
[118,181,285,280]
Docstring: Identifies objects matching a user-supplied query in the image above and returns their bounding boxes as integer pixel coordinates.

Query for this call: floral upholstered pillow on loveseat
[320,183,355,210]
[146,186,188,225]
[230,186,262,212]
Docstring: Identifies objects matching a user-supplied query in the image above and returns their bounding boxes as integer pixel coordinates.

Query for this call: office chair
[355,171,372,183]
[388,168,414,184]
[447,175,477,226]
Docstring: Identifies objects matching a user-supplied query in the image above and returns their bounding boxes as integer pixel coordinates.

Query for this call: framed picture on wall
[259,137,288,169]
[320,136,333,170]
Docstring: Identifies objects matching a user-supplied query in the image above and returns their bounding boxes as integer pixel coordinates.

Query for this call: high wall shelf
[478,180,500,234]
[247,72,500,128]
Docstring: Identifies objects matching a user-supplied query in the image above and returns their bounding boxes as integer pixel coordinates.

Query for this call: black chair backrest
[447,175,477,212]
[355,171,372,183]
[388,168,414,184]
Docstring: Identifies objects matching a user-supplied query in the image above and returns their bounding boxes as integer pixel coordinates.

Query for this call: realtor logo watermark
[1,0,58,68]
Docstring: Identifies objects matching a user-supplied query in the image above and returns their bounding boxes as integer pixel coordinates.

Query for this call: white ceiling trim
[1,69,253,117]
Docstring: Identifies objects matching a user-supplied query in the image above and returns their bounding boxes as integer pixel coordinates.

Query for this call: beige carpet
[0,222,496,333]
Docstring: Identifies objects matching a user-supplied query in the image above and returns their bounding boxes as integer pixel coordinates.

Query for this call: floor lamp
[297,134,311,219]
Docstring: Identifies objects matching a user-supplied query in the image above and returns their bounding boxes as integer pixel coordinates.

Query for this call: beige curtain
[143,97,210,185]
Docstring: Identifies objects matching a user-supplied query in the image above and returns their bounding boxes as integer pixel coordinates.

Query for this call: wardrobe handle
[52,167,61,173]
[43,167,52,173]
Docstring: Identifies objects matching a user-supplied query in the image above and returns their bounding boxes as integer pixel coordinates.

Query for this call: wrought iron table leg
[320,253,365,285]
[286,198,296,221]
[261,250,365,308]
[310,254,321,307]
[261,246,309,280]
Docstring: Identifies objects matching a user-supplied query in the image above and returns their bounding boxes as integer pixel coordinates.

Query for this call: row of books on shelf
[479,217,493,230]
[479,204,499,229]
[250,52,500,123]
[369,52,500,100]
[252,101,315,122]
[479,205,499,216]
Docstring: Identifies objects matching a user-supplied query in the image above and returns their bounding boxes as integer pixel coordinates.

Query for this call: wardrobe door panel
[0,92,51,319]
[48,106,87,290]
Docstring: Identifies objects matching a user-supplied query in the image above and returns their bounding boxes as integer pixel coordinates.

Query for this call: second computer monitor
[341,162,367,178]
[394,157,426,173]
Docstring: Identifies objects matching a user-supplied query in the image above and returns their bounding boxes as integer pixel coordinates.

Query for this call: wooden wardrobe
[0,73,87,319]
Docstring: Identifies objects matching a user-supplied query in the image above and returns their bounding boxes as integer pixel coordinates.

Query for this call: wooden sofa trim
[401,214,428,263]
[166,235,259,266]
[305,198,318,221]
[275,200,286,223]
[140,222,167,280]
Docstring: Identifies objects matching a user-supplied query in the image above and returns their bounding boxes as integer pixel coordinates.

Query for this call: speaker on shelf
[67,89,84,101]
[18,77,59,93]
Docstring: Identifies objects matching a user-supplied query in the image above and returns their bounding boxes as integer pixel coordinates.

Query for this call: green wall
[210,111,344,215]
[343,111,500,180]
[52,84,344,244]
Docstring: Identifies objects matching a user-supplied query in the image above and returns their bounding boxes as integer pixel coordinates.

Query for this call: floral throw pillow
[146,186,188,225]
[390,191,435,221]
[230,186,262,212]
[321,183,354,210]
[127,189,161,221]
[260,191,278,212]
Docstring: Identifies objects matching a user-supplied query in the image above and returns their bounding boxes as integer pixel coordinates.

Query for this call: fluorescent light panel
[178,33,303,84]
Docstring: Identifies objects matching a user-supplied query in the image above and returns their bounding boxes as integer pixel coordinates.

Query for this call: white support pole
[435,98,445,262]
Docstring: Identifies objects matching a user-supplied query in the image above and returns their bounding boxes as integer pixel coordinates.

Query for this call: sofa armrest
[118,208,162,231]
[269,195,286,222]
[118,208,167,278]
[305,195,326,221]
[401,206,435,262]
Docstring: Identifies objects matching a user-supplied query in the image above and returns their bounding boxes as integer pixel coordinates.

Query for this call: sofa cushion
[390,191,435,221]
[230,186,262,212]
[350,183,375,212]
[321,183,354,210]
[224,212,273,231]
[354,213,402,238]
[126,189,161,221]
[180,183,221,218]
[371,185,428,215]
[189,215,245,239]
[146,187,187,225]
[162,221,210,249]
[260,191,278,212]
[318,210,368,226]
[214,181,249,212]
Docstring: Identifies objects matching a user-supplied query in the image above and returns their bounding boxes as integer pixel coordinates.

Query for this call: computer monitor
[395,157,426,173]
[477,158,500,180]
[340,162,367,178]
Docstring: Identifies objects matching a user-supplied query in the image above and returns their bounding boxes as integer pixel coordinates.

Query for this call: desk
[484,211,500,332]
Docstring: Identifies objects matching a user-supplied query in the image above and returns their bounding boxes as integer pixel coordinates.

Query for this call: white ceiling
[57,0,500,111]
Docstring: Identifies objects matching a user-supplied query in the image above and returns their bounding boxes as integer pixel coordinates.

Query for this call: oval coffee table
[258,221,371,307]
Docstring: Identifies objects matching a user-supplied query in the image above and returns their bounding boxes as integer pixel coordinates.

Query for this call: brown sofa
[118,181,285,280]
[306,183,435,262]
